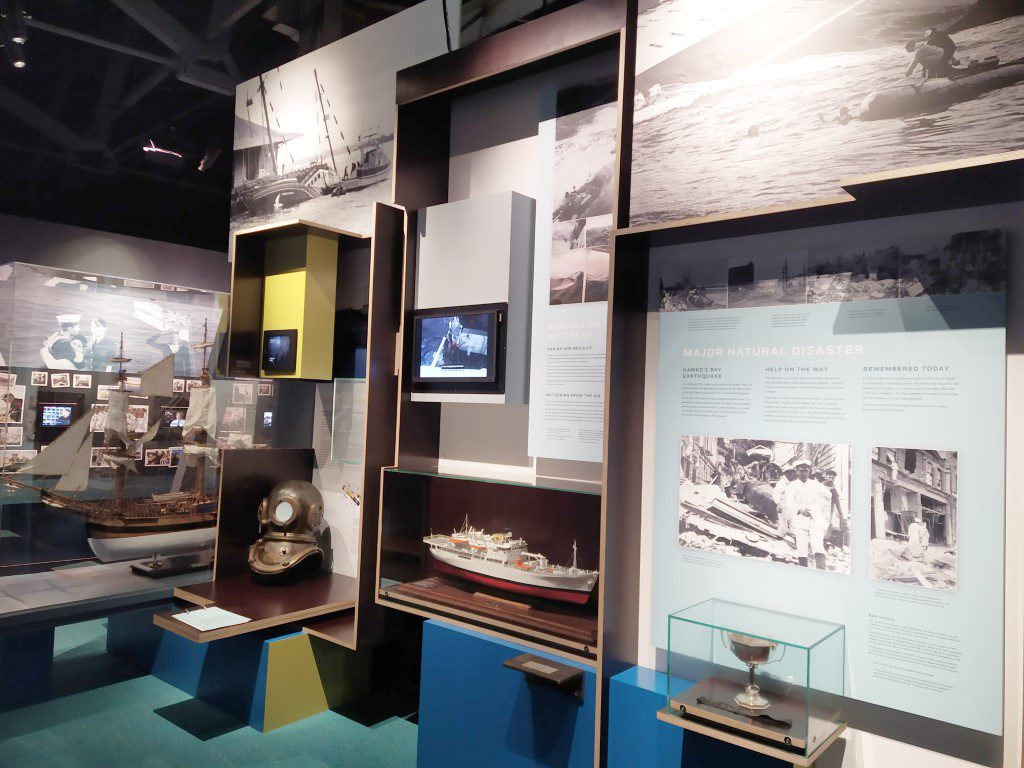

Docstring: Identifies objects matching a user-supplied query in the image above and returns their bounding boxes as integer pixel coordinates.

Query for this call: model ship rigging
[423,516,598,604]
[3,327,221,562]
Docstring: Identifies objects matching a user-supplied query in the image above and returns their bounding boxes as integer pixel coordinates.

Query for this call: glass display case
[663,599,846,763]
[378,467,601,655]
[0,262,295,622]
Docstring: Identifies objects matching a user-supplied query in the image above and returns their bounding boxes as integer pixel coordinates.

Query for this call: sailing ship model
[3,329,221,562]
[423,516,599,605]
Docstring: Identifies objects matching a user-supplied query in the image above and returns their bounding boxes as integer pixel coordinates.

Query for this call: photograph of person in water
[631,0,1024,226]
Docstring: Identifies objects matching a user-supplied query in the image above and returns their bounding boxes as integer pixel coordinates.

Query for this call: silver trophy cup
[722,631,784,710]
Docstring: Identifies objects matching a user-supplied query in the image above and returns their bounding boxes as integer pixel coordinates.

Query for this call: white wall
[638,202,1023,768]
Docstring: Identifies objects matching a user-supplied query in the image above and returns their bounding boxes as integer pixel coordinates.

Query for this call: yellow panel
[258,232,337,380]
[262,634,329,732]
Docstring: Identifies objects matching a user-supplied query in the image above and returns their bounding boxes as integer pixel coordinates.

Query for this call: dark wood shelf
[302,611,357,649]
[154,571,358,643]
[381,576,598,655]
[615,150,1024,249]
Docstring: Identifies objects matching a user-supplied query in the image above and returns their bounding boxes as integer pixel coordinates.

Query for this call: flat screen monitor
[40,403,74,427]
[262,329,297,374]
[411,304,506,394]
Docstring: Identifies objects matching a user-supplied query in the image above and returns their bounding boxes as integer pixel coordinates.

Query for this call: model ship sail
[17,415,90,478]
[140,353,174,398]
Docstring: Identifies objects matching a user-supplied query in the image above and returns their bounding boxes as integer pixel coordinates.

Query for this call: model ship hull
[429,547,597,605]
[88,522,216,562]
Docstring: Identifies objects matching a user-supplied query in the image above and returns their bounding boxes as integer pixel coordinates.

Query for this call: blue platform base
[418,620,596,768]
[608,666,787,768]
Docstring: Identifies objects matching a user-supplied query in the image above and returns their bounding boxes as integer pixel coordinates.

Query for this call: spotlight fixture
[10,9,25,44]
[1,2,29,68]
[1,39,27,69]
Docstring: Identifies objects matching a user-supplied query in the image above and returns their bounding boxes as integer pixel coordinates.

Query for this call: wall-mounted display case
[378,468,601,655]
[660,599,846,765]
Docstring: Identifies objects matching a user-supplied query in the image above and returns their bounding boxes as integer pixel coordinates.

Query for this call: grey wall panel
[0,213,230,292]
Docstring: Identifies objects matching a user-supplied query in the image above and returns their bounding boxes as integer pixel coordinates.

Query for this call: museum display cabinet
[375,0,632,670]
[154,204,408,652]
[0,262,298,626]
[659,599,846,765]
[378,467,601,654]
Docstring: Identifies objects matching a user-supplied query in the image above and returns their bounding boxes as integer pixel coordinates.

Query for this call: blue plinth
[608,666,786,768]
[418,620,596,768]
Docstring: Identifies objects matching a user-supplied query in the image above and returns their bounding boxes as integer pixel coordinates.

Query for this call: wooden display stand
[155,448,359,644]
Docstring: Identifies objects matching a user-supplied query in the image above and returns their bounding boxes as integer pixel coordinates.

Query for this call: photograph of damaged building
[679,436,851,574]
[870,447,958,591]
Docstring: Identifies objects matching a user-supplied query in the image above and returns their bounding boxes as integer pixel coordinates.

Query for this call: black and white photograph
[96,385,116,401]
[809,245,900,303]
[230,0,449,236]
[870,446,957,590]
[232,381,255,405]
[0,264,222,376]
[0,385,25,424]
[631,0,1024,226]
[658,251,731,312]
[899,228,1007,298]
[1,427,23,447]
[727,251,808,308]
[552,219,587,253]
[679,436,851,574]
[144,448,173,468]
[549,249,587,305]
[0,449,36,471]
[584,248,610,304]
[585,214,613,252]
[50,373,70,388]
[72,374,92,389]
[0,372,15,390]
[257,382,274,397]
[552,102,617,225]
[220,406,247,434]
[30,371,48,386]
[185,379,203,392]
[172,378,186,394]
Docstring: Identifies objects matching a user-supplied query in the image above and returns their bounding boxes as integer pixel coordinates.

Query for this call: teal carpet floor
[0,622,418,768]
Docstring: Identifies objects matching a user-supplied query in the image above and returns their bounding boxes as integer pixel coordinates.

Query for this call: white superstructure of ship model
[3,327,221,562]
[423,515,598,605]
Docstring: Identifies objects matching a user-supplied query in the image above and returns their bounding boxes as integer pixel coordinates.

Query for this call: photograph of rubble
[808,245,899,303]
[870,446,957,591]
[679,436,851,574]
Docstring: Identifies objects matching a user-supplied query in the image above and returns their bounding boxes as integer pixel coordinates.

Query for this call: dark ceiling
[0,0,421,252]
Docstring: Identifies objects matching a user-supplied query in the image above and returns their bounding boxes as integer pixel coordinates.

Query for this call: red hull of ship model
[433,560,593,605]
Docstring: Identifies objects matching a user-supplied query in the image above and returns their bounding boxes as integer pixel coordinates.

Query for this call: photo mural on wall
[230,0,452,237]
[0,263,225,377]
[631,0,1024,226]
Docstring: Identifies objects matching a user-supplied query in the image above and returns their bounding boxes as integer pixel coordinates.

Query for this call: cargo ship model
[3,329,220,562]
[423,516,598,604]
